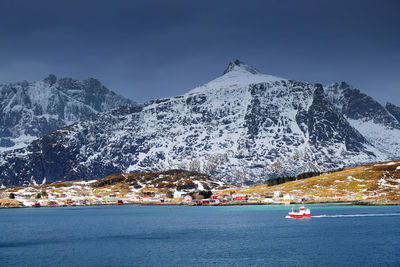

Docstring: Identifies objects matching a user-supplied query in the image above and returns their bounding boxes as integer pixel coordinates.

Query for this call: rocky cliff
[0,61,398,186]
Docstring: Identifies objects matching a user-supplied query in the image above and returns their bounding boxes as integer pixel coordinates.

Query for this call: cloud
[0,0,399,105]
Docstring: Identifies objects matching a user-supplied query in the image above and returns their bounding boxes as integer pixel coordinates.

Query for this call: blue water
[1,204,400,266]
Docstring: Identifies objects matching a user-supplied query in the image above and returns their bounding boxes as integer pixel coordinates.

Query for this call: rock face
[0,60,399,186]
[91,169,230,192]
[386,102,400,123]
[0,75,135,152]
[325,82,400,157]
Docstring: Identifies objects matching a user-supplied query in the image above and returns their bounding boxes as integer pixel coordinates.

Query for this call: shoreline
[1,200,400,209]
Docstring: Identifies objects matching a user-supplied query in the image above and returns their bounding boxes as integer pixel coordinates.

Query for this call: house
[234,194,248,201]
[20,194,35,199]
[184,195,193,203]
[79,199,88,205]
[141,192,155,197]
[64,199,74,205]
[274,191,283,198]
[217,196,227,203]
[220,200,227,203]
[201,199,210,205]
[156,193,167,199]
[283,194,297,201]
[250,193,261,199]
[263,196,274,203]
[47,201,58,206]
[109,194,116,198]
[193,199,202,205]
[173,192,186,198]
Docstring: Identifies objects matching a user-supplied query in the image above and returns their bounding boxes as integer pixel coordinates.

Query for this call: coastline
[2,200,400,209]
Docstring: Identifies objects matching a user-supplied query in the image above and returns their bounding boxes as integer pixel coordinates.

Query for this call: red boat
[32,202,41,207]
[288,206,310,218]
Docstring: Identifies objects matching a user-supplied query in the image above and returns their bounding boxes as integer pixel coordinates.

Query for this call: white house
[183,195,193,203]
[263,196,274,203]
[173,192,186,198]
[283,194,297,201]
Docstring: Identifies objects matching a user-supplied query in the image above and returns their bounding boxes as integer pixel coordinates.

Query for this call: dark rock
[0,75,135,151]
[386,102,400,123]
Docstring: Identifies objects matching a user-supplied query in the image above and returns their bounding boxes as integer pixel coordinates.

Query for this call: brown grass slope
[92,169,228,191]
[239,159,400,203]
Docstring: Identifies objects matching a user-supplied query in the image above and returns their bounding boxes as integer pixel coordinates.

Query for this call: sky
[0,0,399,105]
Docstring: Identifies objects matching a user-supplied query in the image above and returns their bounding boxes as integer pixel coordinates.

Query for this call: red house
[200,199,210,205]
[193,199,202,205]
[235,194,248,201]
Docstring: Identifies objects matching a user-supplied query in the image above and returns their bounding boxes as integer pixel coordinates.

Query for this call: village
[0,183,286,207]
[1,159,399,208]
[0,181,378,208]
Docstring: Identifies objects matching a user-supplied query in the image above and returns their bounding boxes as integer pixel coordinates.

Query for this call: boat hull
[288,213,311,218]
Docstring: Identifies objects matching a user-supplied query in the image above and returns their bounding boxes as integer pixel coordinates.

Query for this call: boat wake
[285,215,311,219]
[311,213,400,218]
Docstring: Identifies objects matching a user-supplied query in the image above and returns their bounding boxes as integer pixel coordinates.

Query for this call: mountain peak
[43,74,57,86]
[223,59,260,75]
[0,75,134,153]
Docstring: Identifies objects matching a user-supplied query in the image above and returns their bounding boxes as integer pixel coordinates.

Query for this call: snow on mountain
[0,60,397,186]
[0,75,135,152]
[386,102,400,123]
[324,82,400,157]
[189,59,284,94]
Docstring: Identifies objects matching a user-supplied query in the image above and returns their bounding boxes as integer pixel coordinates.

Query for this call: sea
[1,204,400,266]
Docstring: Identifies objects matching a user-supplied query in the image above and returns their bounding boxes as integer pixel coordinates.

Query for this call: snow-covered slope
[324,82,400,157]
[0,61,397,186]
[0,75,135,152]
[386,102,400,124]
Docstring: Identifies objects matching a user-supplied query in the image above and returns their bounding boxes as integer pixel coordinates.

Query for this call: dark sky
[1,0,399,105]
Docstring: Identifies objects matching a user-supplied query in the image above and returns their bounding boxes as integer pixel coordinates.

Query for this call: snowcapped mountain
[0,75,134,152]
[386,102,400,124]
[0,60,398,186]
[324,82,400,157]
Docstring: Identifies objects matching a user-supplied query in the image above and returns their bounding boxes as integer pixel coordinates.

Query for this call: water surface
[1,204,399,266]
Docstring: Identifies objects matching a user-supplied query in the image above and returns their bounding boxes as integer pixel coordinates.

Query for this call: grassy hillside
[0,169,233,207]
[1,161,399,207]
[237,159,400,203]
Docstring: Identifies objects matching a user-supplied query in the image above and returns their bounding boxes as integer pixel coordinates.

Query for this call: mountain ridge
[0,74,135,152]
[0,61,399,186]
